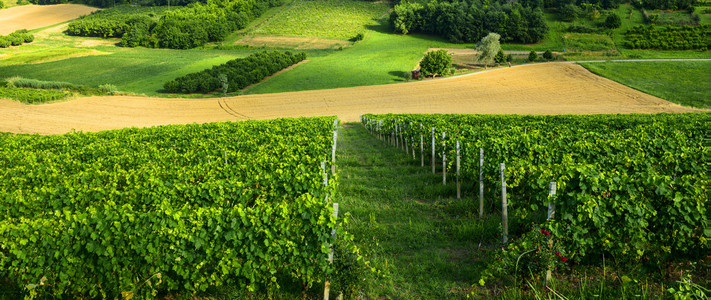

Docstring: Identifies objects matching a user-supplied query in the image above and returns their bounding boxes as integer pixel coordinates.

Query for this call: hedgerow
[164,51,306,94]
[624,25,711,50]
[0,30,34,48]
[0,86,73,104]
[0,118,353,298]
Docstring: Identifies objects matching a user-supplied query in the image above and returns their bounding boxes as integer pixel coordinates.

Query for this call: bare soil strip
[0,63,702,135]
[0,4,99,35]
[235,35,350,49]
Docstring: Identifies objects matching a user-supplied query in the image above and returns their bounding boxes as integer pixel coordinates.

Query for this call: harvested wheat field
[0,63,703,135]
[0,4,98,35]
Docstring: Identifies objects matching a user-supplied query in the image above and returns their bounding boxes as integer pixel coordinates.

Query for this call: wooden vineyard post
[323,203,339,300]
[442,132,446,185]
[405,137,409,155]
[456,140,461,199]
[395,123,399,148]
[500,163,508,244]
[545,182,557,287]
[331,121,338,175]
[399,123,404,151]
[224,150,227,165]
[479,148,484,219]
[420,133,424,167]
[431,128,435,174]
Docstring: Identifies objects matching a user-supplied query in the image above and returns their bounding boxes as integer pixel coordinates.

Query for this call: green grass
[249,0,390,39]
[0,46,261,96]
[580,61,711,108]
[244,21,467,94]
[0,47,108,66]
[334,124,497,299]
[696,6,711,25]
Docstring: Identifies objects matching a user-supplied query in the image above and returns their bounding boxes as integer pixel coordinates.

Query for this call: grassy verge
[579,61,711,108]
[335,123,496,299]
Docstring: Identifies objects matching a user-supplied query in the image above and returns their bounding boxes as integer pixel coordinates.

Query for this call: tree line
[390,0,548,43]
[66,0,284,49]
[163,51,306,94]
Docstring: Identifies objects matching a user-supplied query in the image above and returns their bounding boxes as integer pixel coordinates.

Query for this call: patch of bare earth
[0,63,703,135]
[0,4,99,35]
[236,35,351,50]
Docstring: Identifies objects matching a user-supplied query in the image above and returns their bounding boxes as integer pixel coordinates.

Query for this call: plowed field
[0,63,702,135]
[0,4,98,35]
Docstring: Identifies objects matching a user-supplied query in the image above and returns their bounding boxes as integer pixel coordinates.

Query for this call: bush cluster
[0,30,34,48]
[390,0,548,43]
[66,0,284,49]
[66,6,166,38]
[624,25,711,50]
[164,51,306,94]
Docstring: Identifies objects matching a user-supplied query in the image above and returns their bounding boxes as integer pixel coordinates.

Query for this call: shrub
[419,49,452,77]
[543,49,553,60]
[604,13,622,29]
[506,54,513,62]
[98,84,118,95]
[494,49,506,64]
[0,38,10,48]
[352,32,364,42]
[528,50,537,62]
[560,3,582,22]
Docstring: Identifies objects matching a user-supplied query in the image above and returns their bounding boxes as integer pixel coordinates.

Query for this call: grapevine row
[0,117,340,298]
[361,113,709,263]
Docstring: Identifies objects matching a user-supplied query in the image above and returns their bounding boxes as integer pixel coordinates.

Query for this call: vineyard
[360,113,709,269]
[0,117,346,298]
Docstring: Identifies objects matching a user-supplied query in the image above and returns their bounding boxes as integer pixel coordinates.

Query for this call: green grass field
[0,47,251,96]
[244,21,467,94]
[249,0,390,39]
[580,61,711,108]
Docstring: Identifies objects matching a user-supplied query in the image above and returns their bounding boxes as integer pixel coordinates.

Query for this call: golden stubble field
[0,63,702,135]
[0,4,98,35]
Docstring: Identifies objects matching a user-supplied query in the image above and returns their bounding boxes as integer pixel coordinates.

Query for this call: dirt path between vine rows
[0,63,703,135]
[0,4,99,35]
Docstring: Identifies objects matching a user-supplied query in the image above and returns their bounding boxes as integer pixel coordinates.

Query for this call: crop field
[580,61,711,108]
[0,4,98,35]
[0,63,702,135]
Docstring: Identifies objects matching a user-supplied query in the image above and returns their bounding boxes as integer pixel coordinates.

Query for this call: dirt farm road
[0,63,703,135]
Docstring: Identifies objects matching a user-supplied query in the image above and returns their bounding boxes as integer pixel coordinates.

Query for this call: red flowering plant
[479,221,571,286]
